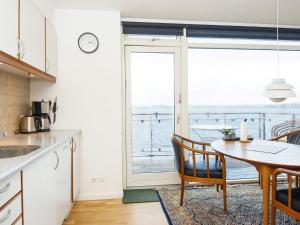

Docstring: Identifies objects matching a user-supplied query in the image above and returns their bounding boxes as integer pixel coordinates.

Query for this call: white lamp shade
[263,78,296,103]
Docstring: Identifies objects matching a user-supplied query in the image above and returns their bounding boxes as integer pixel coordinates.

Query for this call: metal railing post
[258,113,262,139]
[150,114,153,157]
[263,113,266,140]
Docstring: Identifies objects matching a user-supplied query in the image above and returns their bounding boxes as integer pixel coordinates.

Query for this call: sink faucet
[0,131,8,139]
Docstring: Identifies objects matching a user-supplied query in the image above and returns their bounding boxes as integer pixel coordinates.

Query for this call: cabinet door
[56,141,71,225]
[72,135,80,202]
[23,151,57,225]
[46,20,57,76]
[0,0,18,57]
[20,0,45,71]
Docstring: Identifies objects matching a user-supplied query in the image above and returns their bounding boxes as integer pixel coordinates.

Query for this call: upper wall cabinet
[0,0,19,57]
[20,0,45,71]
[46,20,57,77]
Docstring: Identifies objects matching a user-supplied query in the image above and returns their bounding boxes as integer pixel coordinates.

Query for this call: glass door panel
[125,46,180,186]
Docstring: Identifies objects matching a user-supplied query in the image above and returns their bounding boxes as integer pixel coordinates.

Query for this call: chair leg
[259,173,263,189]
[223,183,227,212]
[216,185,219,192]
[180,178,185,206]
[271,206,276,225]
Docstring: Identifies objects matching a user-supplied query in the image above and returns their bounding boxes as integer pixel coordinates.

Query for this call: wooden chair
[271,168,300,225]
[271,130,300,187]
[171,133,227,211]
[258,130,300,188]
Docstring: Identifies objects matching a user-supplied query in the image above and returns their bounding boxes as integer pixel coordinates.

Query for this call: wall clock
[78,32,99,54]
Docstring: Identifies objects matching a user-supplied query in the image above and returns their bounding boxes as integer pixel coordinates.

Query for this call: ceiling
[54,0,300,26]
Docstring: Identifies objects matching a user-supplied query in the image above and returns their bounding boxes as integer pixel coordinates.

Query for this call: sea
[132,103,300,156]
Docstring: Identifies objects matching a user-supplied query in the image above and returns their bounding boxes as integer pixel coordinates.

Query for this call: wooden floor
[63,199,169,225]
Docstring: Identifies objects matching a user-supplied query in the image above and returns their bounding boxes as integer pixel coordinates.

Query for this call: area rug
[123,189,159,203]
[158,184,299,225]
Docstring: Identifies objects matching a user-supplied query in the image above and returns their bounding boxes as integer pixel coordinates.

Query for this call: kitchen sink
[0,145,40,158]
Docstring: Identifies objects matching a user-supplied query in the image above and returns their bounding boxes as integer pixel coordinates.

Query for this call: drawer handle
[0,183,10,194]
[0,209,11,223]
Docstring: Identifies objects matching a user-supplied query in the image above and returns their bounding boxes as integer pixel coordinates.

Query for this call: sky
[130,48,300,107]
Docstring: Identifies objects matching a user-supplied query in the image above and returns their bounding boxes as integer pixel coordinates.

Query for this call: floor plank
[63,199,169,225]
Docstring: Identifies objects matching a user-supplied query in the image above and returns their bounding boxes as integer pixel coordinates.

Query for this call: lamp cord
[276,0,280,79]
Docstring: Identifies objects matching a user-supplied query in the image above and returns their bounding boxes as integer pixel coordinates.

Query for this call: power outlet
[98,178,105,183]
[91,177,105,183]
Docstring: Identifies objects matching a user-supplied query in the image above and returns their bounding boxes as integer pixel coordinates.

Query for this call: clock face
[78,32,99,54]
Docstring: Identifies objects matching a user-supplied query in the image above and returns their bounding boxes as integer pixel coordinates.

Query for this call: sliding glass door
[125,46,181,186]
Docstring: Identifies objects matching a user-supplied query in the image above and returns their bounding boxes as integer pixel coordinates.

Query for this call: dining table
[211,139,300,225]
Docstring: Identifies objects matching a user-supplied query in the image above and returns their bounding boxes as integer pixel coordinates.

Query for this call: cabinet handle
[72,138,77,153]
[0,209,11,223]
[46,58,50,72]
[0,183,10,194]
[19,40,25,59]
[54,151,60,170]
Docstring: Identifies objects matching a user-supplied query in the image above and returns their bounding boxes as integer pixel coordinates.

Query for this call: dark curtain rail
[122,22,300,41]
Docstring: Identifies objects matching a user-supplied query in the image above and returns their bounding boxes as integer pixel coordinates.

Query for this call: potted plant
[220,128,234,140]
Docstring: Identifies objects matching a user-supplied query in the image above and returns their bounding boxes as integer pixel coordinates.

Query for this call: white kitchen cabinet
[0,195,22,225]
[20,0,45,71]
[0,0,18,58]
[56,141,72,225]
[23,151,56,225]
[46,20,57,76]
[72,135,80,202]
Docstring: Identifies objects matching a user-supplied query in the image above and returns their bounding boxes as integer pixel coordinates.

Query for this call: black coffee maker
[31,100,51,132]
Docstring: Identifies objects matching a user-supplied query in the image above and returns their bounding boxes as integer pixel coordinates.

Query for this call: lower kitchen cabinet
[56,141,72,225]
[23,150,57,225]
[22,137,78,225]
[71,135,80,202]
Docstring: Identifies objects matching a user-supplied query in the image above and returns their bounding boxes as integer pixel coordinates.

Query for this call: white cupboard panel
[46,20,57,76]
[23,151,56,225]
[0,195,21,225]
[72,135,80,202]
[0,0,18,58]
[20,0,45,71]
[56,141,72,224]
[0,173,21,207]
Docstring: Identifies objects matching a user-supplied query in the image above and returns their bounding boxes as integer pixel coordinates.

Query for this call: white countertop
[0,129,81,182]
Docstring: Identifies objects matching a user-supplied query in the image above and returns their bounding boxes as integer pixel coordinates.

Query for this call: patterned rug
[158,184,299,225]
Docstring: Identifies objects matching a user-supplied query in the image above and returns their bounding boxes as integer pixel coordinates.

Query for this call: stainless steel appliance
[19,116,42,133]
[32,101,51,115]
[31,100,52,132]
[39,115,51,132]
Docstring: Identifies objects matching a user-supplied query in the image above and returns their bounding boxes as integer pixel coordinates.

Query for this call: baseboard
[77,192,123,201]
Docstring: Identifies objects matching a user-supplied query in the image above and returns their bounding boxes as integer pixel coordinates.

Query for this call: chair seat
[184,159,223,178]
[276,188,300,212]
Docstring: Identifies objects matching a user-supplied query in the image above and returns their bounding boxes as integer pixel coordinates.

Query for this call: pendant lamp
[263,0,296,103]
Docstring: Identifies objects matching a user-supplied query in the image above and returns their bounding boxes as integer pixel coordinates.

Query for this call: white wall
[30,9,123,200]
[31,0,55,24]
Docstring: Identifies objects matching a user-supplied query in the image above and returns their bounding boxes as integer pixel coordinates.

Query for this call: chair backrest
[171,134,183,174]
[287,131,300,145]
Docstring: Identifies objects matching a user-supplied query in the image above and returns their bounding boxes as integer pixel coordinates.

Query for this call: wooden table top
[211,140,300,168]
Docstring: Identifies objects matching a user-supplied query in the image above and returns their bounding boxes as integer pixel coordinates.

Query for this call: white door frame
[125,45,181,187]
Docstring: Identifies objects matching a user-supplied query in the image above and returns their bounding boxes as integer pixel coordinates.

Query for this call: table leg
[260,165,274,225]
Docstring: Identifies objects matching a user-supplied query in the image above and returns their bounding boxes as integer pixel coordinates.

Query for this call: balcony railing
[131,111,299,178]
[132,112,298,157]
